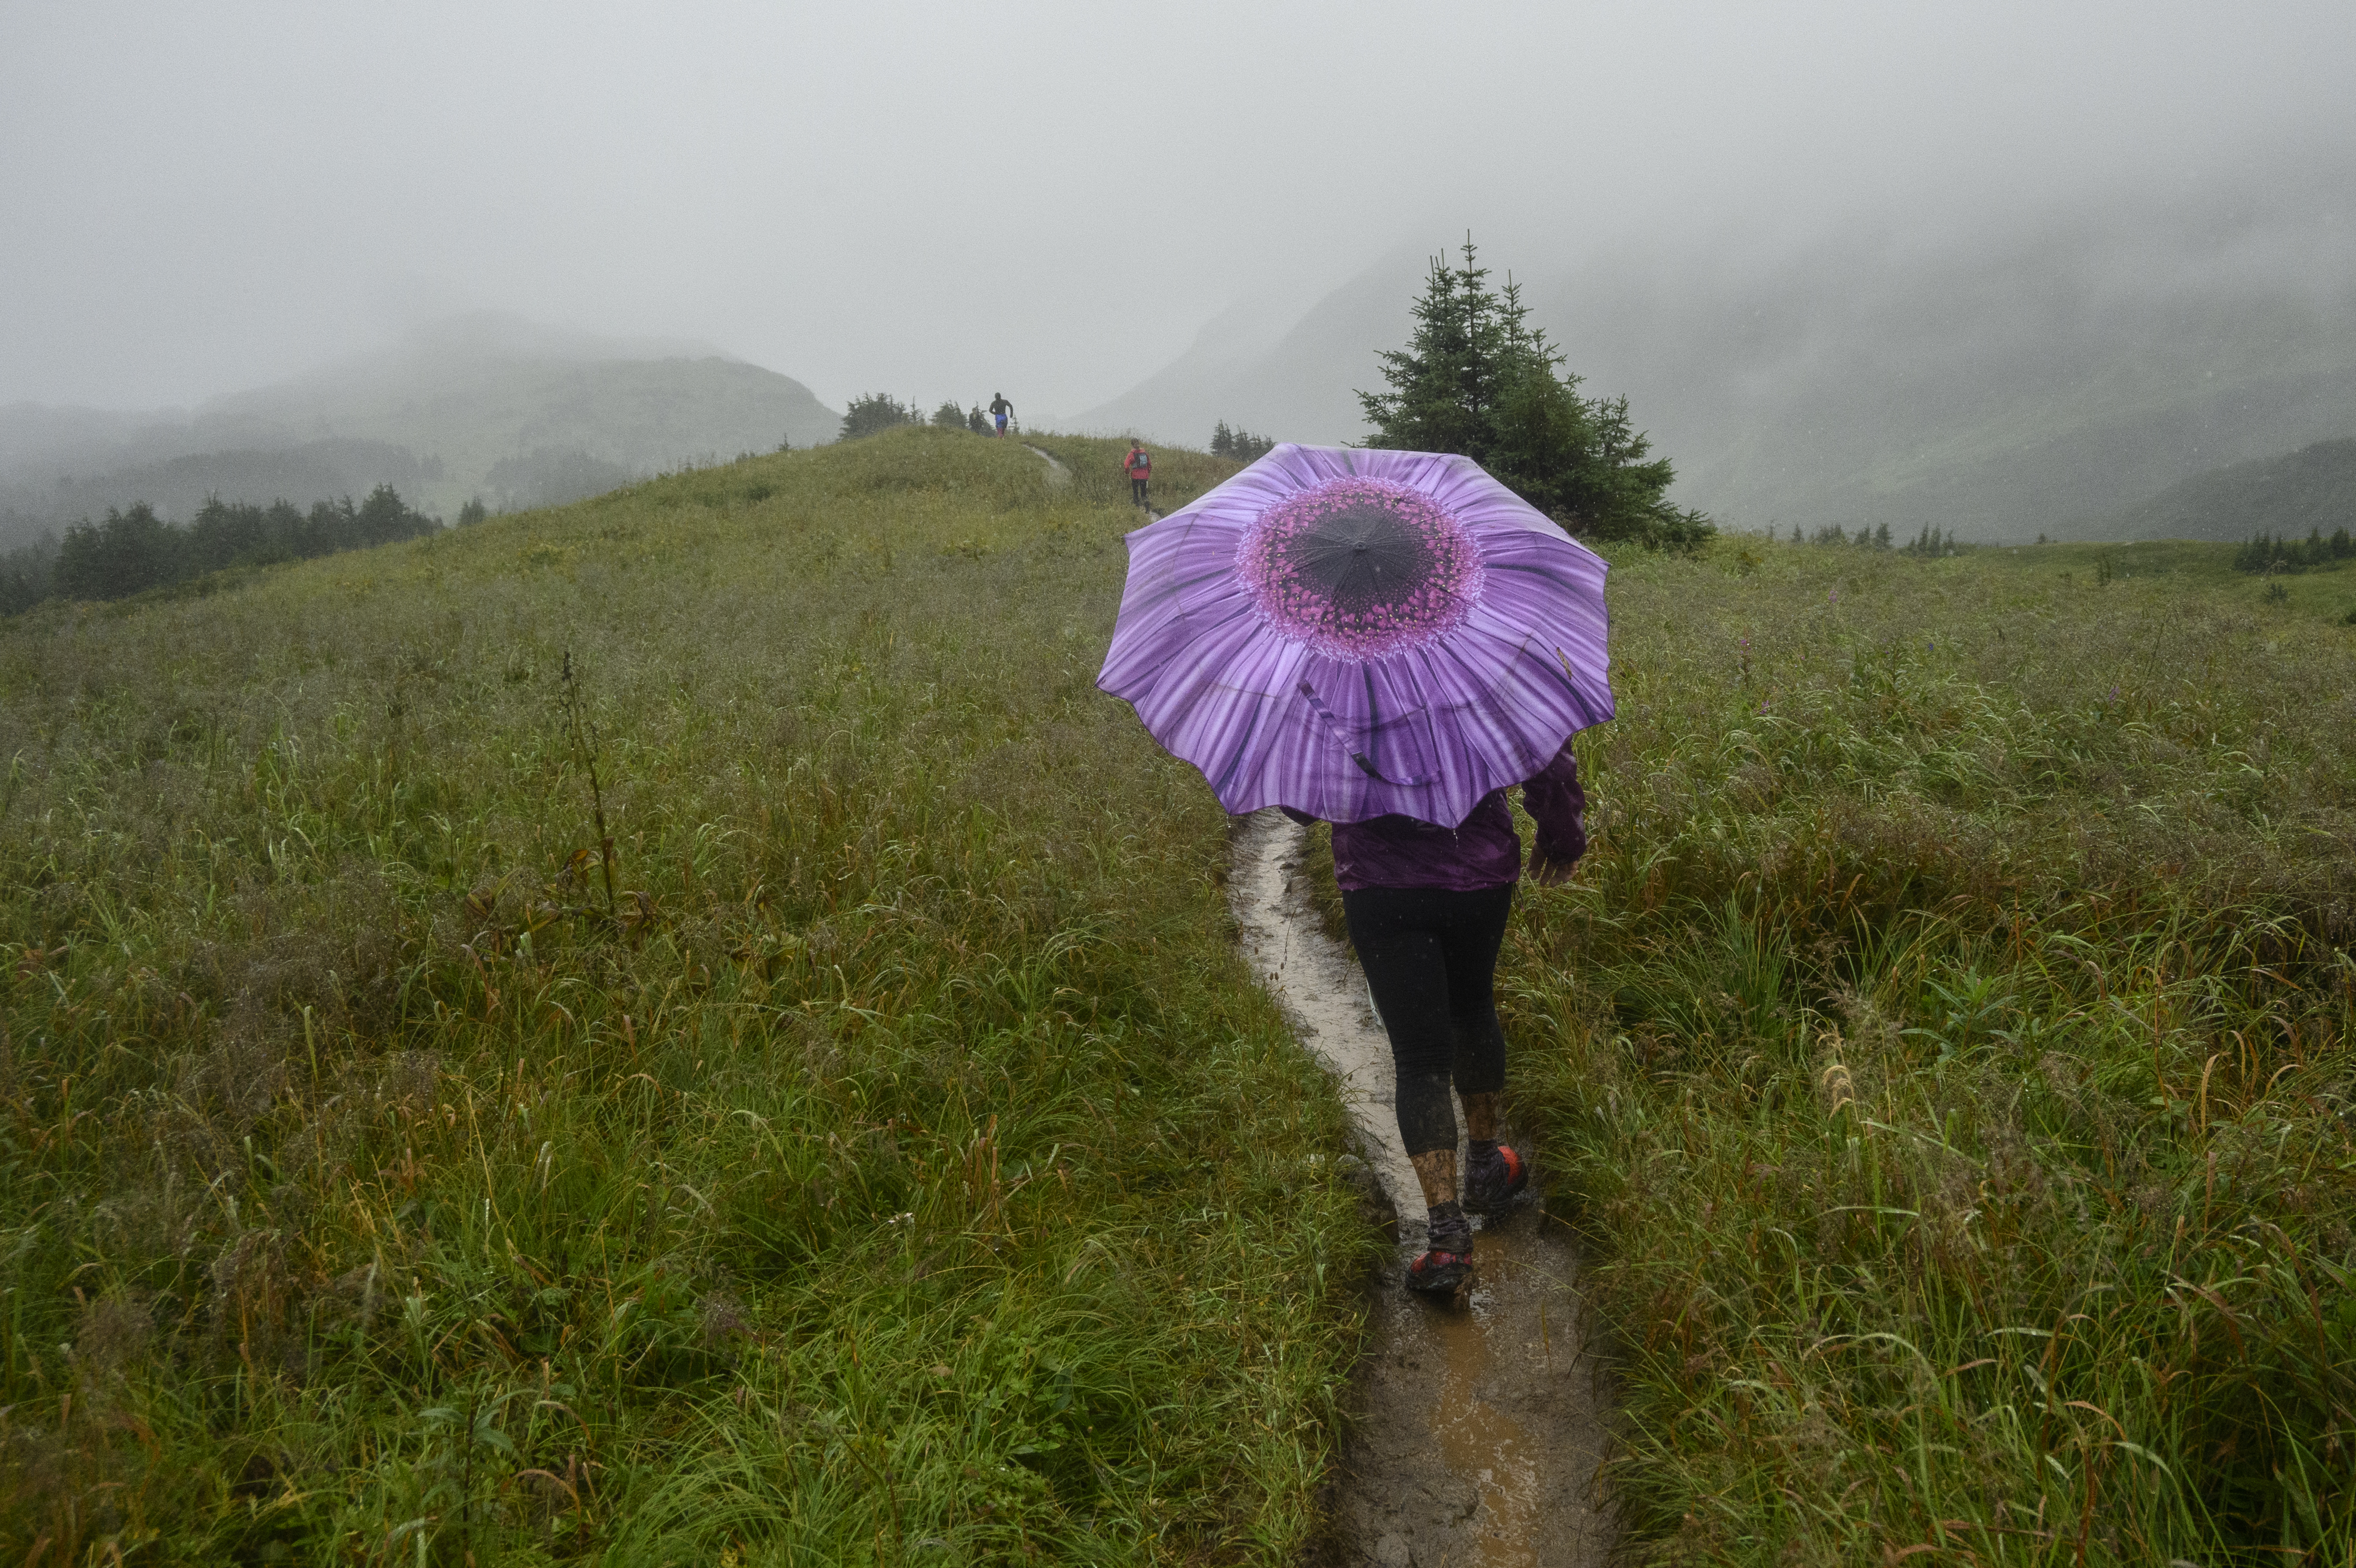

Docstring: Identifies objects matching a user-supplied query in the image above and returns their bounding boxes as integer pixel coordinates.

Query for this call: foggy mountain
[0,314,840,541]
[0,439,443,546]
[2101,436,2356,543]
[1078,177,2356,541]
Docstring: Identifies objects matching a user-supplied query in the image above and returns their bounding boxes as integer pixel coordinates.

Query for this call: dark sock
[1469,1137,1502,1164]
[1426,1200,1471,1254]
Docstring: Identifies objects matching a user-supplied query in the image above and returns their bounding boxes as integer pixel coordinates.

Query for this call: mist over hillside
[2101,436,2356,543]
[0,440,443,544]
[1079,172,2356,540]
[0,314,840,542]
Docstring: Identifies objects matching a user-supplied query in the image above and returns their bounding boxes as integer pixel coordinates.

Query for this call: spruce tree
[1359,239,1710,549]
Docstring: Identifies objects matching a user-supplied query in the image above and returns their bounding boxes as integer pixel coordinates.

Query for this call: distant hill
[1078,172,2356,541]
[0,439,442,542]
[2090,436,2356,542]
[0,314,840,541]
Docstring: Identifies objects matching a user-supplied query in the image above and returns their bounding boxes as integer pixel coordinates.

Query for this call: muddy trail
[1229,811,1614,1568]
[1022,442,1072,487]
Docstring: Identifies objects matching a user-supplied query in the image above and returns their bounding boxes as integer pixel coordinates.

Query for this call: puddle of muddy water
[1229,811,1613,1568]
[1350,1211,1610,1568]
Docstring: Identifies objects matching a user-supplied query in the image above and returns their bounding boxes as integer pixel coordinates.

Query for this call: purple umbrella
[1098,443,1613,826]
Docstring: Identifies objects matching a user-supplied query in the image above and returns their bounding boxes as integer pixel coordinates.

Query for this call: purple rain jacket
[1284,743,1586,892]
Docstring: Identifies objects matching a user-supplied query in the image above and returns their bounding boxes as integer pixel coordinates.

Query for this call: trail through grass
[19,421,2351,1565]
[0,427,1374,1564]
[1502,537,2356,1562]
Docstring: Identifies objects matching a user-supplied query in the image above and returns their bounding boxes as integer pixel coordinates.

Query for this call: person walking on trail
[989,392,1015,437]
[1095,443,1615,1301]
[1285,745,1584,1295]
[1123,439,1152,509]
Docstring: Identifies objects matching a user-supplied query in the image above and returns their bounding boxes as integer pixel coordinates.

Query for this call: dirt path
[1229,810,1615,1568]
[1023,442,1165,520]
[1021,443,1073,488]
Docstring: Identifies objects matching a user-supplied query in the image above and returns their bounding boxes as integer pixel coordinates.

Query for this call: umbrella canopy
[1098,443,1613,826]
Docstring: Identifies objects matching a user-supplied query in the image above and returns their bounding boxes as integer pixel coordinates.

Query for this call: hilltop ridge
[0,314,840,537]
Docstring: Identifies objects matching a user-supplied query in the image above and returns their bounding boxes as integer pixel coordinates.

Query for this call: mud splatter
[1229,809,1614,1566]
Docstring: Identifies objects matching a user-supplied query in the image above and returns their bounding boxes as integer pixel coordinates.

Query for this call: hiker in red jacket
[1123,440,1151,509]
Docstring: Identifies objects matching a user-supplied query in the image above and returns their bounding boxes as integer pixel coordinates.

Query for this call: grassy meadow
[9,419,2353,1567]
[1016,436,1237,520]
[1497,533,2356,1562]
[0,427,1384,1564]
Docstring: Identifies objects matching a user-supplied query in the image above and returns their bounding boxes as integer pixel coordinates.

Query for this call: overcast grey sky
[4,0,2351,418]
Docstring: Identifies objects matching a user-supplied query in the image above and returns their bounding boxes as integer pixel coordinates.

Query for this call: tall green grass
[0,427,1376,1564]
[1507,541,2356,1562]
[1016,436,1240,517]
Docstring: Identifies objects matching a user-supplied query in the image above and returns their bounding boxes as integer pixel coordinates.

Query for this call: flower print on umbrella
[1099,443,1613,827]
[1237,477,1485,659]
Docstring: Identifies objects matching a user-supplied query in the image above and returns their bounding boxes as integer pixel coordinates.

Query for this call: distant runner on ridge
[989,392,1015,437]
[1123,439,1151,509]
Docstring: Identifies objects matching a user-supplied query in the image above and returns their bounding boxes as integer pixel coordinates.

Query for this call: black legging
[1340,882,1514,1158]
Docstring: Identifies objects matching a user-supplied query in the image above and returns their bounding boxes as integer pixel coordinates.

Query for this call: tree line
[2234,527,2355,574]
[1210,422,1276,463]
[1783,522,1967,556]
[838,395,1000,442]
[0,485,440,615]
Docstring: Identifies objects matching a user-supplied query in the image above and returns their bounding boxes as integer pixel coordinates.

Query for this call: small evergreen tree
[1874,522,1892,550]
[839,394,917,442]
[1211,421,1234,459]
[459,498,489,527]
[931,400,965,429]
[1360,239,1711,549]
[354,483,436,547]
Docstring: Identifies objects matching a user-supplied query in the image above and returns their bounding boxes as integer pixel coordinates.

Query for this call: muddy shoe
[1463,1143,1529,1215]
[1405,1247,1472,1296]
